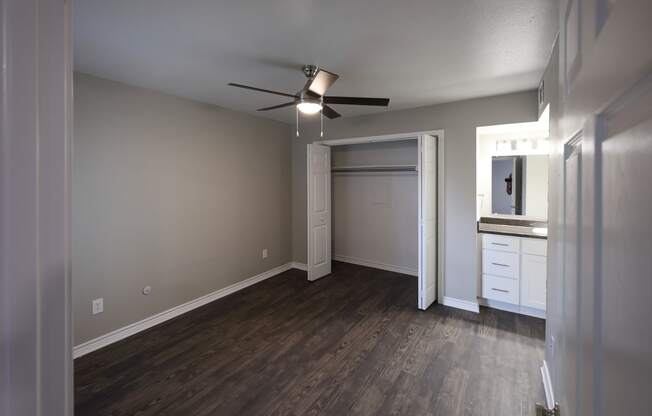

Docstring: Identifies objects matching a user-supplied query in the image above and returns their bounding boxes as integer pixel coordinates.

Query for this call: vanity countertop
[477,216,548,239]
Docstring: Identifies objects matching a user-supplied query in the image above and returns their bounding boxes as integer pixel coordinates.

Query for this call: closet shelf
[331,164,417,173]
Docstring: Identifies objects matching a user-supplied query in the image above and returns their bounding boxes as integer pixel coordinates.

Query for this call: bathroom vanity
[479,227,547,318]
[476,119,549,319]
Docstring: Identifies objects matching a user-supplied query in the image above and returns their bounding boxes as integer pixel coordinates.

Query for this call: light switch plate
[92,298,104,315]
[262,248,268,259]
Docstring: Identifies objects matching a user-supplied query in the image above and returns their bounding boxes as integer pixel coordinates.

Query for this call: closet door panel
[307,144,331,281]
[419,134,437,310]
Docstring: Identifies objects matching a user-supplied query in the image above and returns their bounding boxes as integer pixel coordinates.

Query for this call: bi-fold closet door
[307,134,438,310]
[418,134,438,310]
[307,143,331,281]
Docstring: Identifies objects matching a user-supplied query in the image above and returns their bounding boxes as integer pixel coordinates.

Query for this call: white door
[521,254,547,310]
[307,143,332,281]
[1,0,73,413]
[561,140,581,414]
[418,134,437,309]
[546,1,652,415]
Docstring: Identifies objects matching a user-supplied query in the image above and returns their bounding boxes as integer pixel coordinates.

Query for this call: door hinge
[536,402,560,416]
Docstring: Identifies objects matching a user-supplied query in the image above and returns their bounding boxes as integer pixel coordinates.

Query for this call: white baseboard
[541,360,555,409]
[442,296,480,313]
[73,262,294,359]
[290,261,307,271]
[478,298,546,319]
[333,254,418,277]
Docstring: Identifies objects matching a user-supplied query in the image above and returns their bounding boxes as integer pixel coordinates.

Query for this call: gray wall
[73,73,292,345]
[292,91,538,302]
[332,142,418,273]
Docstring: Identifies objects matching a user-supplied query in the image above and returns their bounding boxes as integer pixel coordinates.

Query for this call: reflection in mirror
[491,155,548,217]
[492,156,522,215]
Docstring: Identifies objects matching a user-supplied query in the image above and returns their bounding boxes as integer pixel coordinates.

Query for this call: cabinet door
[521,254,546,310]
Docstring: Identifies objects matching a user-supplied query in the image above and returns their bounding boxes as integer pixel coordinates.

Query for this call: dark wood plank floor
[75,261,545,416]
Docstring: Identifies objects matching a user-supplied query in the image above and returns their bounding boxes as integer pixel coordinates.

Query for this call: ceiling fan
[228,65,390,120]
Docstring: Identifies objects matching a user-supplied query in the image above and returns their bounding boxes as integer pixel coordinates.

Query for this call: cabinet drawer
[483,275,519,304]
[482,233,519,253]
[522,238,547,256]
[482,250,519,279]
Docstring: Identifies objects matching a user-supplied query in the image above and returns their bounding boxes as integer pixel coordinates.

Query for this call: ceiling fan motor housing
[302,64,319,79]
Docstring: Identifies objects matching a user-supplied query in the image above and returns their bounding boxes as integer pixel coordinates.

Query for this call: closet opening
[307,132,444,310]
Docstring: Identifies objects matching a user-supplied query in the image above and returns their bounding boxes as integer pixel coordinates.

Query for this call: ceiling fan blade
[307,68,339,96]
[323,96,390,106]
[228,82,296,98]
[257,101,297,111]
[321,105,341,119]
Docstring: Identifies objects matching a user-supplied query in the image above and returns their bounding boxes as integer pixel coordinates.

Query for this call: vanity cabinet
[481,233,546,317]
[521,253,547,309]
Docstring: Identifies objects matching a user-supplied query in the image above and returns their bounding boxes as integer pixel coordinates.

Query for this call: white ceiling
[74,0,558,124]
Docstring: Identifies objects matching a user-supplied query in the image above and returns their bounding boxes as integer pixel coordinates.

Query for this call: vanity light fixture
[530,138,539,150]
[496,139,511,153]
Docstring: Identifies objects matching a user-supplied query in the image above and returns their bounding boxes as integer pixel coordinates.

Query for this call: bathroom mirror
[476,112,550,220]
[490,154,548,217]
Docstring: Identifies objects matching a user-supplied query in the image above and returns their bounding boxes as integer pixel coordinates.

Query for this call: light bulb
[297,101,322,114]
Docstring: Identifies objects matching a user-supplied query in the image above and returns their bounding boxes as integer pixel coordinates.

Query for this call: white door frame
[312,129,446,305]
[0,0,73,414]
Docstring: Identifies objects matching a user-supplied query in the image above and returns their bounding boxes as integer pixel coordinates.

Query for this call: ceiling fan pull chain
[320,108,324,137]
[296,106,299,137]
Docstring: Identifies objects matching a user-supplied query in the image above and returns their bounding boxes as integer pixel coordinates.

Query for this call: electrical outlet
[262,248,268,259]
[92,298,104,315]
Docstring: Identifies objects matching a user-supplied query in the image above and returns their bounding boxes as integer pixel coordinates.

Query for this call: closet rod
[331,165,417,173]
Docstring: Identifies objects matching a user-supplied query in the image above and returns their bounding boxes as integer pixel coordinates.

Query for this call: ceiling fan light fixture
[228,65,389,120]
[296,98,322,114]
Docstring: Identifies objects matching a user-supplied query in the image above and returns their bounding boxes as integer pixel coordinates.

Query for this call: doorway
[306,131,445,310]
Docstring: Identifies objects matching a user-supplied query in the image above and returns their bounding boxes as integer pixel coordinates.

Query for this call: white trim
[442,296,480,313]
[316,129,443,147]
[291,262,308,271]
[541,360,555,409]
[333,255,418,277]
[317,132,421,146]
[478,297,546,319]
[73,262,294,359]
[418,135,424,303]
[437,131,445,304]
